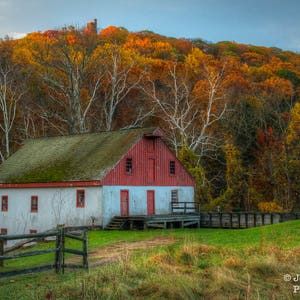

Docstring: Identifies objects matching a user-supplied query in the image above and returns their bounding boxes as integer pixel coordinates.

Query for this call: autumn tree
[208,143,248,211]
[14,28,102,134]
[93,43,147,131]
[286,102,300,209]
[0,39,25,161]
[178,144,211,205]
[185,48,230,158]
[142,48,229,160]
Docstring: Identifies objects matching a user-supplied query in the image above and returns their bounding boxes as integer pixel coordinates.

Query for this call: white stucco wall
[0,185,194,246]
[0,187,102,241]
[102,186,194,226]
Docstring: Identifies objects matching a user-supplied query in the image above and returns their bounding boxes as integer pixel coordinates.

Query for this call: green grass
[0,220,300,299]
[88,219,300,249]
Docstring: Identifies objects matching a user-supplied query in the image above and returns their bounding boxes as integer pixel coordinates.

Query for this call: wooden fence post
[83,230,89,270]
[271,213,274,224]
[245,213,248,228]
[55,225,64,274]
[0,240,4,267]
[62,226,65,274]
[230,213,233,228]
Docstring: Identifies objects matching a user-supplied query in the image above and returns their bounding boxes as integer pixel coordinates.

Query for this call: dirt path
[67,236,178,267]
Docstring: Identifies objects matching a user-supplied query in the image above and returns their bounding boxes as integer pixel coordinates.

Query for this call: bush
[258,201,283,212]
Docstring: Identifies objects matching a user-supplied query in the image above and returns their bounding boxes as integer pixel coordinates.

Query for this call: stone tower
[86,19,97,34]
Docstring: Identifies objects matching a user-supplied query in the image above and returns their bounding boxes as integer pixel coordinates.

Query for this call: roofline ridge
[23,126,159,142]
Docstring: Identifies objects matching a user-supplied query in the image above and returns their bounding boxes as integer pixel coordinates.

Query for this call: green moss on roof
[0,127,157,183]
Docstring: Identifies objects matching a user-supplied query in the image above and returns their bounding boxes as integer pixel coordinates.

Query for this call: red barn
[0,127,195,238]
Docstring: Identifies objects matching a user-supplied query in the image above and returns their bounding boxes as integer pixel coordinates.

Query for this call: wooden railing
[170,203,300,228]
[171,202,201,214]
[0,226,88,278]
[200,211,300,228]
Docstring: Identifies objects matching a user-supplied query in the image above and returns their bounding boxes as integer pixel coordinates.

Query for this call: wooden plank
[0,231,59,241]
[64,233,85,242]
[182,221,199,227]
[146,223,165,229]
[63,248,85,256]
[0,265,55,279]
[0,248,58,260]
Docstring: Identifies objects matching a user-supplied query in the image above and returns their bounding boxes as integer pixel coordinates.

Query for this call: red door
[147,190,155,215]
[120,190,129,216]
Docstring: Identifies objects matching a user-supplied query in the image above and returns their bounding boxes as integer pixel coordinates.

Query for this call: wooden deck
[106,214,201,230]
[105,202,300,230]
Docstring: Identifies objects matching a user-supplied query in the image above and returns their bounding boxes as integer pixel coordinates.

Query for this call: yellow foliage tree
[209,143,248,211]
[258,201,283,212]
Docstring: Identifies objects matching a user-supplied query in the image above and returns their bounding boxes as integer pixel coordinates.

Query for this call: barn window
[171,190,178,204]
[1,195,8,212]
[31,196,38,212]
[126,158,133,174]
[30,229,37,234]
[76,190,85,208]
[1,228,7,245]
[169,161,175,175]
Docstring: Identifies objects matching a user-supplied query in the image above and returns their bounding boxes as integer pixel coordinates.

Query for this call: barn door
[147,158,155,183]
[147,190,155,215]
[120,190,129,216]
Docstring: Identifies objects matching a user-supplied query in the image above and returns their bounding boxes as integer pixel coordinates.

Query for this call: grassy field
[0,221,300,299]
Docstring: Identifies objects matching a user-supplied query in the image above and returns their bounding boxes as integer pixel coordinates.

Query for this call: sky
[0,0,299,52]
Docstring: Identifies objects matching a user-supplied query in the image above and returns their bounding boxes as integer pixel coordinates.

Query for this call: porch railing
[171,202,200,214]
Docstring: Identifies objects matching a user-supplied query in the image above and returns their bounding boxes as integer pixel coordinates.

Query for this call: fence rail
[0,226,88,278]
[200,211,300,228]
[171,201,300,229]
[171,202,201,214]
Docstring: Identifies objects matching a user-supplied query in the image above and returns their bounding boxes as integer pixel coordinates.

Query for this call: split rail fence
[0,226,88,278]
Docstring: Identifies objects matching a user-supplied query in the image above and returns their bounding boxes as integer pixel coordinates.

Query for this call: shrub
[258,201,283,212]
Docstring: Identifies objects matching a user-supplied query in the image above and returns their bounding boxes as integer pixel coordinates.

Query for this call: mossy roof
[0,127,157,183]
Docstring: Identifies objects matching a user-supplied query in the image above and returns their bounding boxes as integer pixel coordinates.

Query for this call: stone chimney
[86,19,97,34]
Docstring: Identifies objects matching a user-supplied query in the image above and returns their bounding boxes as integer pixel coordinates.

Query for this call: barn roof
[0,127,161,183]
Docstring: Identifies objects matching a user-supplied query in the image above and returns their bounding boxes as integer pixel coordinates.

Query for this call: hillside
[1,24,300,211]
[0,221,300,299]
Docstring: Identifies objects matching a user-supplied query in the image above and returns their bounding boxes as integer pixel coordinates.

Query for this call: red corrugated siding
[103,137,195,186]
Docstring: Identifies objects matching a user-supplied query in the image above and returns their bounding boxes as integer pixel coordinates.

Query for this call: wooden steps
[105,217,128,230]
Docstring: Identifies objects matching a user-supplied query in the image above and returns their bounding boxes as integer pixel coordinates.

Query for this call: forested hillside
[1,24,300,211]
